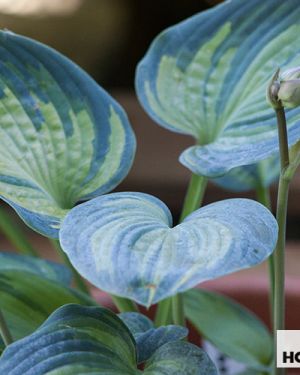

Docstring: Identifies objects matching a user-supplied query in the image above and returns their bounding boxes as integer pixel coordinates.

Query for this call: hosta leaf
[119,312,154,335]
[214,156,280,192]
[0,269,96,343]
[119,312,188,363]
[144,341,217,375]
[0,30,136,238]
[184,289,273,369]
[59,192,278,306]
[0,251,72,285]
[135,0,300,177]
[0,304,217,374]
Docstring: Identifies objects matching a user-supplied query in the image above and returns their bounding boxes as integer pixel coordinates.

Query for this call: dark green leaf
[119,312,188,363]
[144,341,217,375]
[0,304,217,374]
[184,289,272,369]
[0,251,72,285]
[0,270,96,343]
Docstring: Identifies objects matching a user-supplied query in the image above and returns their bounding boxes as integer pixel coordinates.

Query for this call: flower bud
[280,66,300,80]
[278,78,300,108]
[266,68,281,109]
[268,66,300,109]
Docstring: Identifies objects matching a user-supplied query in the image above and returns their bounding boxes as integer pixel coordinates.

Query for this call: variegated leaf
[0,304,217,374]
[119,312,188,363]
[0,30,136,238]
[59,192,278,306]
[0,251,71,285]
[214,156,280,192]
[0,269,96,343]
[135,0,300,178]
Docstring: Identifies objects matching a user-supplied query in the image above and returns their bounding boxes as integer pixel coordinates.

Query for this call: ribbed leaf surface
[60,192,278,306]
[0,304,217,375]
[0,30,135,238]
[119,312,188,363]
[214,156,280,192]
[0,251,71,285]
[0,268,95,343]
[136,0,300,177]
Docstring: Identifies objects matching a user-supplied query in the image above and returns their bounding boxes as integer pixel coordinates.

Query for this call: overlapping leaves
[59,192,278,306]
[136,0,300,178]
[0,30,136,238]
[214,156,280,192]
[0,251,72,285]
[0,304,217,374]
[119,312,188,363]
[0,252,95,344]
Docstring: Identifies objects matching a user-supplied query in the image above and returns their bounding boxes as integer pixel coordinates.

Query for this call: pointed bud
[266,68,281,109]
[267,66,300,109]
[280,66,300,80]
[278,66,300,108]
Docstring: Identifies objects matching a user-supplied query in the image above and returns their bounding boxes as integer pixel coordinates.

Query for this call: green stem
[255,183,274,327]
[256,183,272,209]
[172,294,186,326]
[170,174,208,327]
[274,176,289,375]
[154,297,172,326]
[179,174,208,221]
[275,108,290,169]
[0,309,13,346]
[273,106,290,375]
[0,207,38,256]
[50,239,90,295]
[111,295,139,313]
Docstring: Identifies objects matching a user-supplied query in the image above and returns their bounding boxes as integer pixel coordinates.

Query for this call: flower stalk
[267,67,298,375]
[273,105,290,375]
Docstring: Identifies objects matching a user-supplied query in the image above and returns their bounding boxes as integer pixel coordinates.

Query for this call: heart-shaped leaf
[59,192,278,306]
[135,0,300,177]
[0,251,72,285]
[0,30,136,238]
[184,289,272,369]
[214,156,280,192]
[0,304,217,374]
[119,312,188,363]
[0,268,96,343]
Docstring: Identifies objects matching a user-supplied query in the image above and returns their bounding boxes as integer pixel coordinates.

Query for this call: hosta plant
[0,0,299,374]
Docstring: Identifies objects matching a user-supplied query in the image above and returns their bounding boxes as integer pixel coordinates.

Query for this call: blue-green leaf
[0,251,72,285]
[135,0,300,177]
[119,312,154,335]
[214,156,280,192]
[0,269,96,343]
[59,192,278,306]
[0,30,136,238]
[144,341,217,375]
[184,289,272,369]
[119,312,188,363]
[0,304,217,374]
